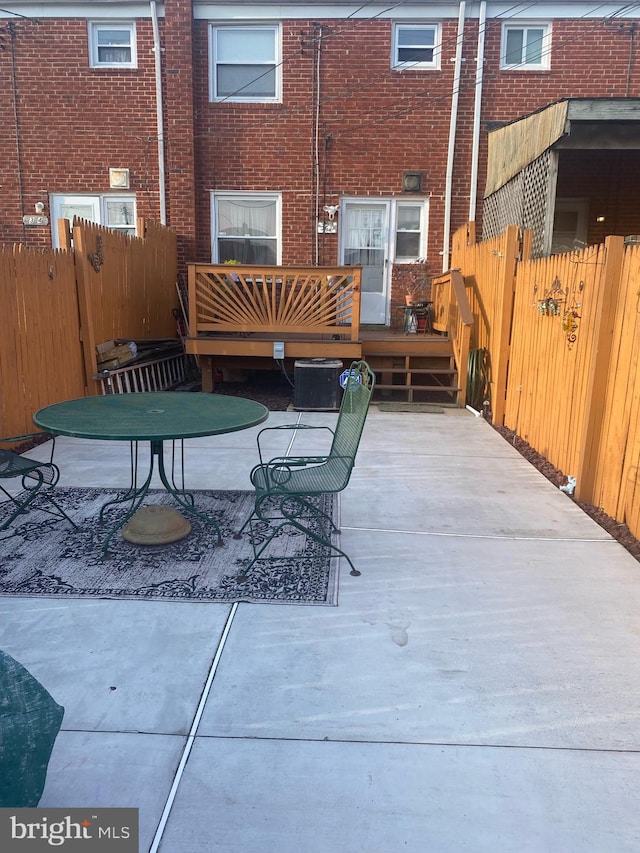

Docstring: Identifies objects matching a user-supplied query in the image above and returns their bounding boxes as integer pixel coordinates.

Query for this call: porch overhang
[485,98,640,197]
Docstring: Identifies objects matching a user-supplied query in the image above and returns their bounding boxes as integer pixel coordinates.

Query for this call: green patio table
[33,392,268,555]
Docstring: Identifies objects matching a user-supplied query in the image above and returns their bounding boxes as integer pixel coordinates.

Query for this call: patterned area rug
[0,488,339,606]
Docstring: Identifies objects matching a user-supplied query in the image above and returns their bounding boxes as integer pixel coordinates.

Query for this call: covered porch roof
[485,98,640,198]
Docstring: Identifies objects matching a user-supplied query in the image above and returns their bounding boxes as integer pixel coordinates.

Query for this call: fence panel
[0,246,85,436]
[449,224,521,422]
[504,245,606,479]
[593,244,640,526]
[1,219,179,435]
[73,219,178,391]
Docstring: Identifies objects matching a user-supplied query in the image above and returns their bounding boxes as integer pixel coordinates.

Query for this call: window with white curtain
[212,194,281,264]
[50,194,137,247]
[209,25,280,101]
[88,22,137,68]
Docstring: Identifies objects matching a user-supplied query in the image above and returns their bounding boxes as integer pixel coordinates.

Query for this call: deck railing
[187,264,361,341]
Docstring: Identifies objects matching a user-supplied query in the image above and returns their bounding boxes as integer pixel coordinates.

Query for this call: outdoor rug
[0,488,339,606]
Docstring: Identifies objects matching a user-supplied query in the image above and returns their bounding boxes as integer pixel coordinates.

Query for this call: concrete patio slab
[196,533,640,750]
[40,731,184,852]
[3,407,640,852]
[159,737,640,853]
[0,598,231,734]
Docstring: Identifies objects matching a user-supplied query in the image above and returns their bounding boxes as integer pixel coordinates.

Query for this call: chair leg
[281,502,361,577]
[0,474,45,531]
[0,476,77,531]
[238,495,361,579]
[43,494,79,530]
[233,508,256,540]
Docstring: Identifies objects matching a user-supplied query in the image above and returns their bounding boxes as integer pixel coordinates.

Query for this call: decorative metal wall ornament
[534,277,566,315]
[562,279,584,349]
[88,234,104,272]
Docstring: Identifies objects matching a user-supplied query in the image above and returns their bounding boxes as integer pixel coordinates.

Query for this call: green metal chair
[236,360,375,578]
[0,433,77,532]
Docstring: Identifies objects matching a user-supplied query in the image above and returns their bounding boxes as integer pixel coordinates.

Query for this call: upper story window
[211,193,281,264]
[394,202,429,262]
[89,22,137,68]
[500,23,551,70]
[209,25,280,102]
[50,194,137,247]
[392,23,441,70]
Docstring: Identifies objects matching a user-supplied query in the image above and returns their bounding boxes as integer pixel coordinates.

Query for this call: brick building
[1,0,639,327]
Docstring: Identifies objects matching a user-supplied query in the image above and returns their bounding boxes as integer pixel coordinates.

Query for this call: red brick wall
[2,5,640,289]
[0,17,159,247]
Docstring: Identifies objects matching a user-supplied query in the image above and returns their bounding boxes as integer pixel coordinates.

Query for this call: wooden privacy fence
[0,245,85,437]
[188,264,361,341]
[445,222,640,541]
[1,219,179,437]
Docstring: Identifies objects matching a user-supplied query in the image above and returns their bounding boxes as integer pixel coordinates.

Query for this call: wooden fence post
[72,223,98,395]
[491,225,520,425]
[575,235,625,504]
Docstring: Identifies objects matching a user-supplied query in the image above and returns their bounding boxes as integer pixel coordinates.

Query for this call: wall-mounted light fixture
[596,215,606,222]
[318,204,339,233]
[109,168,130,189]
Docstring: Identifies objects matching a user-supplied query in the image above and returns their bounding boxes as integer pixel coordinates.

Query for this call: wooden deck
[185,263,462,404]
[186,327,460,404]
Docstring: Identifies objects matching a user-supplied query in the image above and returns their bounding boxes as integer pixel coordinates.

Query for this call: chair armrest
[256,423,335,466]
[0,433,56,464]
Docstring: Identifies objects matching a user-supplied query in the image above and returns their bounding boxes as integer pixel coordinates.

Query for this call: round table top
[33,392,269,441]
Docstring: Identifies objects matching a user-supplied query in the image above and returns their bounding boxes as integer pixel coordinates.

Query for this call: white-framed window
[500,23,551,70]
[392,23,441,70]
[88,21,137,68]
[394,201,429,261]
[50,194,137,247]
[211,193,281,264]
[209,24,281,102]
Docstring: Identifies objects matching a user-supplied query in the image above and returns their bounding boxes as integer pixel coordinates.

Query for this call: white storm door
[341,201,390,325]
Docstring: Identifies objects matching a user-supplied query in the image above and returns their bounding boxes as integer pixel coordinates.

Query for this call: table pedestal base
[122,505,192,545]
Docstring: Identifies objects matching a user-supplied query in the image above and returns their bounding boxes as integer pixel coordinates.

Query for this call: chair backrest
[326,360,375,486]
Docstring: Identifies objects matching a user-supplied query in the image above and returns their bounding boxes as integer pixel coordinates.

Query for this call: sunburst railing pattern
[188,265,361,341]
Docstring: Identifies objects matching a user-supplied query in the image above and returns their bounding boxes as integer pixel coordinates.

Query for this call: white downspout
[468,1,486,223]
[150,1,167,225]
[442,0,466,272]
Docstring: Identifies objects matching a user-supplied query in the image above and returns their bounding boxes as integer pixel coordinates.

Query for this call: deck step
[366,347,460,404]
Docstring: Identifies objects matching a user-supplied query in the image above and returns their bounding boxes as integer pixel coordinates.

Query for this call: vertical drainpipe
[150,1,167,225]
[442,1,466,272]
[468,0,486,223]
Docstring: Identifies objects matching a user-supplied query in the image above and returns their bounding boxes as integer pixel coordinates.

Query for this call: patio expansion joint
[183,732,640,757]
[342,525,616,543]
[148,601,239,853]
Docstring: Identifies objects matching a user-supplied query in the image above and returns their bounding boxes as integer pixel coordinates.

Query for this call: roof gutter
[150,0,166,225]
[442,0,466,272]
[468,0,486,223]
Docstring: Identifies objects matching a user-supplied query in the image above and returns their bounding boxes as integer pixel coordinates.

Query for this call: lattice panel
[482,151,553,257]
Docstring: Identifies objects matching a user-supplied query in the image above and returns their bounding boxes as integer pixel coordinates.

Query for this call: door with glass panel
[341,201,389,325]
